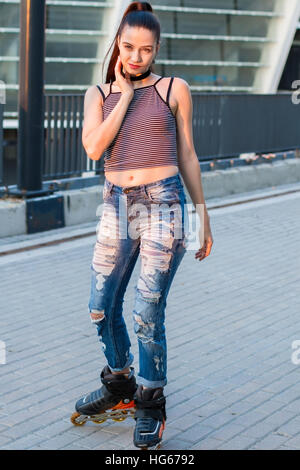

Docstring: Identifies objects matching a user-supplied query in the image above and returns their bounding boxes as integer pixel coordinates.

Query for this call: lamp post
[9,0,52,197]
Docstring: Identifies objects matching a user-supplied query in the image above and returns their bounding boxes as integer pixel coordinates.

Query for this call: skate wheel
[91,417,107,424]
[70,411,86,426]
[111,410,128,422]
[112,416,126,422]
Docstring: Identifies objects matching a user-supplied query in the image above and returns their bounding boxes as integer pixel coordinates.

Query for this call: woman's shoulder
[157,76,189,94]
[84,83,110,106]
[162,77,190,101]
[160,77,190,110]
[171,77,191,106]
[96,83,110,99]
[172,77,190,89]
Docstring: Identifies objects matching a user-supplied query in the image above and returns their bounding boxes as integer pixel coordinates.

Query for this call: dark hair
[102,2,161,84]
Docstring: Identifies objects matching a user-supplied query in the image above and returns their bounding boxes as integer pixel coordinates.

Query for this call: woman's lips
[129,64,141,69]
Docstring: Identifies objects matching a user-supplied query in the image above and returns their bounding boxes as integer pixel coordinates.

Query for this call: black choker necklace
[120,67,151,81]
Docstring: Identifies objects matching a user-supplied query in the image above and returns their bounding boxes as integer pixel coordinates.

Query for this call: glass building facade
[0,0,299,115]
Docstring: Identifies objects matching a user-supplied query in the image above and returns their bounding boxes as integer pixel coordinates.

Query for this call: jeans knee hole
[90,309,105,324]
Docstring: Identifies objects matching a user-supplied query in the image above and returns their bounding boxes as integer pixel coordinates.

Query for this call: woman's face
[117,25,159,76]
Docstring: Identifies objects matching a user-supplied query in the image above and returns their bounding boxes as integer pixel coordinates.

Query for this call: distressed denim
[88,173,189,388]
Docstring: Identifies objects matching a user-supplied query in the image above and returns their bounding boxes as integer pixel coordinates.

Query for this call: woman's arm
[82,85,133,160]
[174,78,213,259]
[174,78,209,218]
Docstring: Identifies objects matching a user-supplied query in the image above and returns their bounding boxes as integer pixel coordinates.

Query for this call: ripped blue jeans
[88,173,189,388]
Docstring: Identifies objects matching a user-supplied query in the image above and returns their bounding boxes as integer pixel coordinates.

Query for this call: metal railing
[1,92,300,188]
[192,93,300,159]
[44,92,300,179]
[43,93,102,180]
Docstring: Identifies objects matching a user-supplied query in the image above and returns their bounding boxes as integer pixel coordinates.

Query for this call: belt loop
[142,183,147,199]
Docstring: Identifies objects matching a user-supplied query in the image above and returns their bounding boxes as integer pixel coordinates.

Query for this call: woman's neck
[112,73,159,91]
[132,74,156,89]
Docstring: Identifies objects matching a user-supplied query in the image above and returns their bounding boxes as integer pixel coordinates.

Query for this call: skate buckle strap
[134,407,165,421]
[134,395,166,409]
[134,395,167,421]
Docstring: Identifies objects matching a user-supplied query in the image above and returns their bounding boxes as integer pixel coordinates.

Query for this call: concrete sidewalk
[0,183,300,450]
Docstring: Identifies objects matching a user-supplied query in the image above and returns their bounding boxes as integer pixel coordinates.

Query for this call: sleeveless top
[96,77,178,172]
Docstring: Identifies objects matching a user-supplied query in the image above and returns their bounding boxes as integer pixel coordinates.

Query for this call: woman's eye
[124,46,151,53]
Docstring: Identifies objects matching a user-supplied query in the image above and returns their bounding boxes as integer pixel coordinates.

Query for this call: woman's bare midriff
[105,165,179,187]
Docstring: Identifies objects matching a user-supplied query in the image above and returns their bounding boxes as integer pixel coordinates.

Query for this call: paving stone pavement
[0,184,300,450]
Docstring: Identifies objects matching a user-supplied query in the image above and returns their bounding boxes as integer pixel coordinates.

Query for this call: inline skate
[133,385,167,450]
[70,365,137,426]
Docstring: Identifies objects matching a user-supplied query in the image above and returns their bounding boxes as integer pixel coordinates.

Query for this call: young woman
[73,1,213,449]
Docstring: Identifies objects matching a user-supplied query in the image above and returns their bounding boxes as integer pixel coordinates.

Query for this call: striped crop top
[96,76,178,172]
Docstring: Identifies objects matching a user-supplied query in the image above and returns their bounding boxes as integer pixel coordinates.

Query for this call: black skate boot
[133,385,167,450]
[70,365,137,426]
